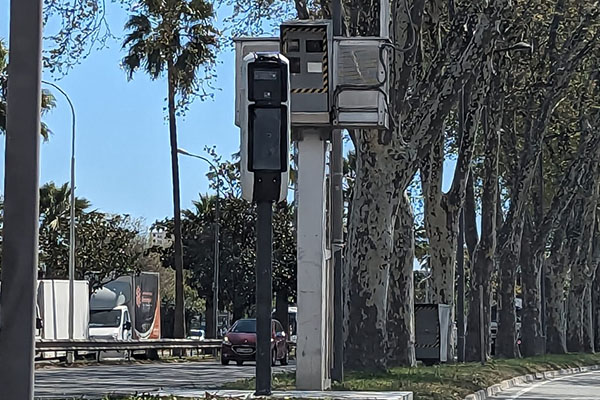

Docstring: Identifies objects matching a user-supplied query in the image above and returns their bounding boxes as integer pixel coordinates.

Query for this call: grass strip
[225,353,600,400]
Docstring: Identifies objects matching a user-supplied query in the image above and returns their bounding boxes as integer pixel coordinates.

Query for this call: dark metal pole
[456,87,466,363]
[479,285,485,365]
[256,201,273,396]
[176,149,221,339]
[457,210,465,362]
[332,0,342,35]
[0,0,43,397]
[331,134,344,382]
[42,80,77,362]
[331,0,344,383]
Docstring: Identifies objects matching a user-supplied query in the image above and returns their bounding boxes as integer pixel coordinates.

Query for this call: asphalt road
[491,370,600,399]
[35,360,294,399]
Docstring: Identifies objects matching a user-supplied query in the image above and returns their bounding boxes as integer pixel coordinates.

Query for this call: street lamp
[177,148,220,339]
[42,81,76,356]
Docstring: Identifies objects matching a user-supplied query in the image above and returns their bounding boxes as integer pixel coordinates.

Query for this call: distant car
[187,328,205,341]
[221,318,289,366]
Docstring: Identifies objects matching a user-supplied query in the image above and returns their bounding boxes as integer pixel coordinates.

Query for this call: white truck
[36,279,90,359]
[89,272,160,341]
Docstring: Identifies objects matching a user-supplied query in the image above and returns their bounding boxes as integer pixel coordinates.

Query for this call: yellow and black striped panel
[415,339,440,349]
[322,34,328,89]
[281,24,329,94]
[415,304,439,310]
[281,25,327,42]
[291,87,327,94]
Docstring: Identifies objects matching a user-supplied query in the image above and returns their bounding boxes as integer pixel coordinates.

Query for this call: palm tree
[38,182,90,278]
[122,0,218,338]
[0,39,56,138]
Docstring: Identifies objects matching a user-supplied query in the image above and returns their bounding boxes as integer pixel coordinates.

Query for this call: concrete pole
[0,0,43,397]
[296,131,331,390]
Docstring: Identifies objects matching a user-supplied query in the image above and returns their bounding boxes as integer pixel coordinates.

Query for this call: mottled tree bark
[496,217,524,359]
[346,131,402,370]
[424,79,486,309]
[520,214,545,357]
[583,222,600,353]
[544,210,571,354]
[423,134,453,307]
[524,132,600,355]
[422,75,487,363]
[567,284,587,353]
[346,1,497,369]
[583,284,594,353]
[495,1,597,359]
[465,98,500,362]
[464,174,479,261]
[387,193,416,366]
[567,183,599,352]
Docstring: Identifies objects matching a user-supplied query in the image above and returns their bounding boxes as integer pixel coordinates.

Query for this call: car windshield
[89,310,122,328]
[231,319,256,333]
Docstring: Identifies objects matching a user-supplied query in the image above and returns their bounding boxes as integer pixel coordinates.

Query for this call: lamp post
[42,81,76,360]
[177,148,220,339]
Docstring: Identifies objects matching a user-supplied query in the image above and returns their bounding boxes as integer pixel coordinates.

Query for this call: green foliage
[0,182,144,291]
[0,39,56,139]
[121,0,219,111]
[151,152,297,319]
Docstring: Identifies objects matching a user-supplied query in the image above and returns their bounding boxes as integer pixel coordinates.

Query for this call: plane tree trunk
[594,269,600,352]
[520,214,546,357]
[522,130,600,356]
[544,209,572,354]
[495,1,597,359]
[567,180,599,352]
[345,2,497,369]
[465,97,500,362]
[387,193,416,366]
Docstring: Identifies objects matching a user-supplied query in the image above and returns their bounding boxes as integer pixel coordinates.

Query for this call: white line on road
[508,371,599,399]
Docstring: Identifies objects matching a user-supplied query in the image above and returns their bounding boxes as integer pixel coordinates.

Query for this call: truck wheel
[236,360,244,366]
[271,350,277,366]
[280,351,288,366]
[221,358,230,366]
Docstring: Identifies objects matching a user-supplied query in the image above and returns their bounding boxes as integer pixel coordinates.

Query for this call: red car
[221,318,289,366]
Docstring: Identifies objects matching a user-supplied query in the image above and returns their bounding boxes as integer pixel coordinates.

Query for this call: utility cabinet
[415,304,452,365]
[332,37,390,129]
[280,20,332,126]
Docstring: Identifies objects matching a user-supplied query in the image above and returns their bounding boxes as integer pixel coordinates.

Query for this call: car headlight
[223,336,230,345]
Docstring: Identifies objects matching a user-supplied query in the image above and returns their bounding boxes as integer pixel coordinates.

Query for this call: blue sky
[0,1,242,226]
[0,1,457,230]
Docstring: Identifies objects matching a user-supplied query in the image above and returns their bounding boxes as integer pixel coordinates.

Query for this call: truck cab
[89,305,132,341]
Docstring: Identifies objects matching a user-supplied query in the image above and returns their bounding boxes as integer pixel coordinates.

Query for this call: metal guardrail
[36,339,222,352]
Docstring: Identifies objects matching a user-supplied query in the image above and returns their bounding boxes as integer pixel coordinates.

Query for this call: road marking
[508,370,599,399]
